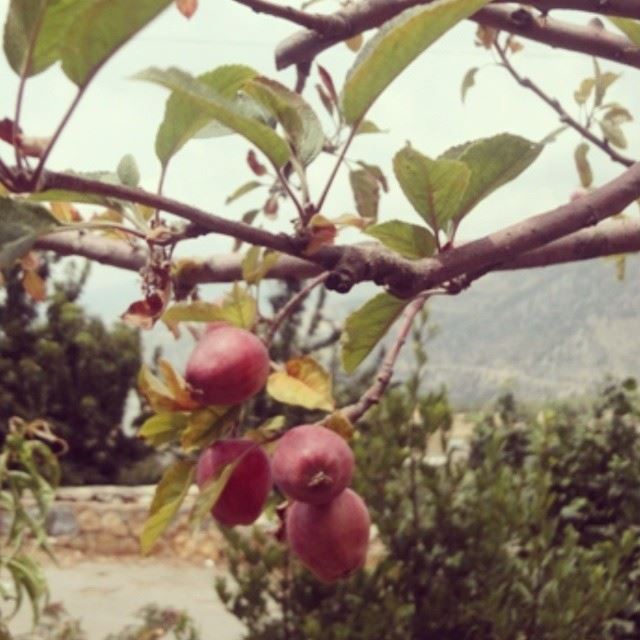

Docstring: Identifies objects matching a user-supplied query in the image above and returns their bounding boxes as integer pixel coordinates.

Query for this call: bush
[0,261,150,485]
[217,374,640,640]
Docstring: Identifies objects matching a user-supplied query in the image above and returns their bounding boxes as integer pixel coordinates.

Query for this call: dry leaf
[176,0,198,18]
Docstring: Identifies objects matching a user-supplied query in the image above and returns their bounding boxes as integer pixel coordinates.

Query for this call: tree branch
[499,217,640,270]
[24,160,640,297]
[266,272,329,345]
[232,0,343,31]
[35,216,640,293]
[274,1,640,70]
[495,39,635,168]
[342,292,429,422]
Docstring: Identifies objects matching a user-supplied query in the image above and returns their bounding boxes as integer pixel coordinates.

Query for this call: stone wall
[44,485,226,562]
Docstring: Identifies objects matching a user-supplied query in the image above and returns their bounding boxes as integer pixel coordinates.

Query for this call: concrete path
[10,559,245,639]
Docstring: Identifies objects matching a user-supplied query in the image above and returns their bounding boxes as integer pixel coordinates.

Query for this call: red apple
[186,323,270,406]
[287,489,370,582]
[272,425,354,504]
[196,439,272,526]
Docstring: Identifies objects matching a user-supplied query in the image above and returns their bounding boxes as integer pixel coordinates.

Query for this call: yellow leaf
[321,411,356,441]
[158,359,200,410]
[345,33,363,52]
[22,270,46,301]
[138,364,195,413]
[50,202,76,223]
[267,356,334,412]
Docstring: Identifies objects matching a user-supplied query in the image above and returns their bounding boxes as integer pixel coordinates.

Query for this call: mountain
[422,255,639,406]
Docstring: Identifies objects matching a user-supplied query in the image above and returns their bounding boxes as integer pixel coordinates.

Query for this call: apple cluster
[186,324,370,583]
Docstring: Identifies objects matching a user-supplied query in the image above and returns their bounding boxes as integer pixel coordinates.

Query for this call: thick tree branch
[527,0,640,19]
[499,217,640,269]
[495,40,635,168]
[473,6,640,69]
[35,216,640,288]
[20,160,640,296]
[233,0,342,31]
[274,1,640,70]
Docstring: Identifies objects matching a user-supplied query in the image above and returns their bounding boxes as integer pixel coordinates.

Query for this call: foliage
[0,417,61,634]
[217,344,640,639]
[10,602,201,640]
[0,261,149,485]
[104,604,200,640]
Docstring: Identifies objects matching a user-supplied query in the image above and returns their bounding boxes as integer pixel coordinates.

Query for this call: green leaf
[574,143,593,188]
[155,65,259,167]
[138,412,188,447]
[136,66,290,168]
[350,169,381,220]
[220,283,258,329]
[365,220,436,259]
[140,460,195,554]
[594,71,619,107]
[60,0,172,86]
[7,555,47,623]
[0,197,61,270]
[460,66,478,103]
[599,119,627,149]
[189,458,238,527]
[355,120,386,135]
[180,406,240,451]
[340,0,492,124]
[226,180,263,204]
[116,154,140,188]
[241,247,280,285]
[441,133,543,222]
[393,145,470,231]
[341,292,408,373]
[3,0,52,76]
[244,77,325,166]
[162,284,257,333]
[574,78,595,106]
[267,356,334,412]
[609,17,640,45]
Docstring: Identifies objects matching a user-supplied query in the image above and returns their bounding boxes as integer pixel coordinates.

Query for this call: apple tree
[1,0,640,584]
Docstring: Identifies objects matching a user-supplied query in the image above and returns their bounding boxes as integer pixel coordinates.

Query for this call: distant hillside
[422,256,640,406]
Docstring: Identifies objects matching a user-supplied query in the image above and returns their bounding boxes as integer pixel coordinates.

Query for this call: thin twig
[316,122,360,214]
[275,165,305,221]
[31,88,86,188]
[342,292,430,423]
[266,272,329,345]
[495,40,635,168]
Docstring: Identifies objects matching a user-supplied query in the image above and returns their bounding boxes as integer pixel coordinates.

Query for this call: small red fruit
[272,425,354,504]
[287,489,370,582]
[196,439,272,526]
[185,323,270,406]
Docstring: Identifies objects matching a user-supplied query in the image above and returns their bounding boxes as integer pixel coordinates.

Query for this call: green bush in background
[0,261,150,485]
[217,329,640,639]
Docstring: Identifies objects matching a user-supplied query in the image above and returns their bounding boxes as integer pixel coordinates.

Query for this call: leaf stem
[30,87,87,189]
[316,120,360,213]
[494,39,635,168]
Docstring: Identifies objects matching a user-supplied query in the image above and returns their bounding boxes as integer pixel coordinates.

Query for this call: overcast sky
[1,1,638,321]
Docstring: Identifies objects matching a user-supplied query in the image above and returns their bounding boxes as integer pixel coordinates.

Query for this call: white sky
[0,1,638,318]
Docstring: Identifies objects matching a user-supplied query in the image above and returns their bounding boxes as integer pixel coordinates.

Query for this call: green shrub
[217,375,640,640]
